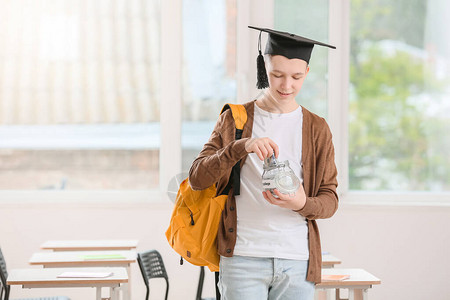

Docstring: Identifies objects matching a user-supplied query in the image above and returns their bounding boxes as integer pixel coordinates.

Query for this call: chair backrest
[0,248,10,300]
[137,250,169,300]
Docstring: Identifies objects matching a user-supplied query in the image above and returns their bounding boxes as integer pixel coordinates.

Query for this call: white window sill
[0,190,173,209]
[340,191,450,207]
[1,190,449,209]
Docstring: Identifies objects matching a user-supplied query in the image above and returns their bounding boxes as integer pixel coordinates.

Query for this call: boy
[189,26,338,300]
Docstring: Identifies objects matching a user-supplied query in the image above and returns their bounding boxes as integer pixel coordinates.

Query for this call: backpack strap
[220,103,248,196]
[217,103,247,300]
[221,104,247,131]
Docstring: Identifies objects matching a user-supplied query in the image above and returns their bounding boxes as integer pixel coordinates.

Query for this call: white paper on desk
[57,272,113,278]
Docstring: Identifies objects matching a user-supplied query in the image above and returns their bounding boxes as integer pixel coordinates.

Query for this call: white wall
[319,203,450,300]
[1,199,449,300]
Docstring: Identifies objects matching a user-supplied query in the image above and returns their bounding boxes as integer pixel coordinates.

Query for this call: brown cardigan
[188,100,338,283]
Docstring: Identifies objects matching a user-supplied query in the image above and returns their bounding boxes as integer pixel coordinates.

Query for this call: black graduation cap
[249,26,336,89]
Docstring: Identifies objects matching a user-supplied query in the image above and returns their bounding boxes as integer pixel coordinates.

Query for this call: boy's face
[265,55,310,103]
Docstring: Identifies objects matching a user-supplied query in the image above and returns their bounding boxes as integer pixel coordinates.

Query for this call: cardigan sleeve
[296,120,339,219]
[188,111,249,191]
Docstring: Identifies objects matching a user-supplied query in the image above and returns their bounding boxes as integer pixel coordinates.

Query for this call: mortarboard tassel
[256,31,269,89]
[257,51,269,89]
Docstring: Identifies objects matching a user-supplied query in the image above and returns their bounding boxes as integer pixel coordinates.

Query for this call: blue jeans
[218,255,315,300]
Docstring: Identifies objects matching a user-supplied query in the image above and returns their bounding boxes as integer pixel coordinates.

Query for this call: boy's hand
[262,185,306,211]
[245,137,279,161]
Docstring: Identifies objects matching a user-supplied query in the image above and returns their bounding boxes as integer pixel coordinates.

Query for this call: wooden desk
[29,251,136,300]
[39,242,138,300]
[322,254,342,268]
[315,253,342,300]
[7,267,128,300]
[315,268,381,300]
[41,240,139,252]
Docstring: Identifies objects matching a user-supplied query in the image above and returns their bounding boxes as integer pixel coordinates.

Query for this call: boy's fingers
[260,147,268,159]
[254,148,263,160]
[269,140,279,158]
[274,146,279,158]
[264,145,274,158]
[273,189,288,200]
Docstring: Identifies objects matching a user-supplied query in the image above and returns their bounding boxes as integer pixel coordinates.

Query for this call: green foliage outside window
[350,0,450,191]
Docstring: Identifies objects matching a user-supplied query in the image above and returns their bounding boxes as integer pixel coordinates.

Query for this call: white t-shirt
[233,103,309,260]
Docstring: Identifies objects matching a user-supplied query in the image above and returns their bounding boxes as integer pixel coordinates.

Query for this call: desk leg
[315,289,326,300]
[119,265,131,300]
[326,289,335,300]
[352,288,368,300]
[349,288,368,300]
[121,283,130,300]
[96,287,102,300]
[125,265,131,300]
[110,287,119,300]
[363,289,369,300]
[315,289,336,300]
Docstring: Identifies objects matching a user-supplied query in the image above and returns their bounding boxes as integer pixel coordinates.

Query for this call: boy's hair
[264,54,309,70]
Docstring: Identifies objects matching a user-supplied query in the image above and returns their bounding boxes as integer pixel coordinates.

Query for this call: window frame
[1,0,449,207]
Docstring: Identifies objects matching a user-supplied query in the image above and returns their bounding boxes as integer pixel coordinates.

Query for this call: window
[181,0,237,173]
[274,0,330,118]
[2,1,448,202]
[349,0,450,192]
[0,0,160,190]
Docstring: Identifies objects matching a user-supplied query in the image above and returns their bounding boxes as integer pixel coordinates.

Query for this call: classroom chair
[196,266,216,300]
[137,250,169,300]
[0,248,70,300]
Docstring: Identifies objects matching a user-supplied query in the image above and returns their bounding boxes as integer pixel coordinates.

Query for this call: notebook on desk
[321,274,350,281]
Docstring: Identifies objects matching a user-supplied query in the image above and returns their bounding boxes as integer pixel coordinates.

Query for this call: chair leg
[165,279,169,300]
[196,266,205,300]
[215,271,221,300]
[5,286,10,300]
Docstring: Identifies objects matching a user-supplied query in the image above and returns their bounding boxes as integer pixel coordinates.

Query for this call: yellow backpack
[165,103,247,272]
